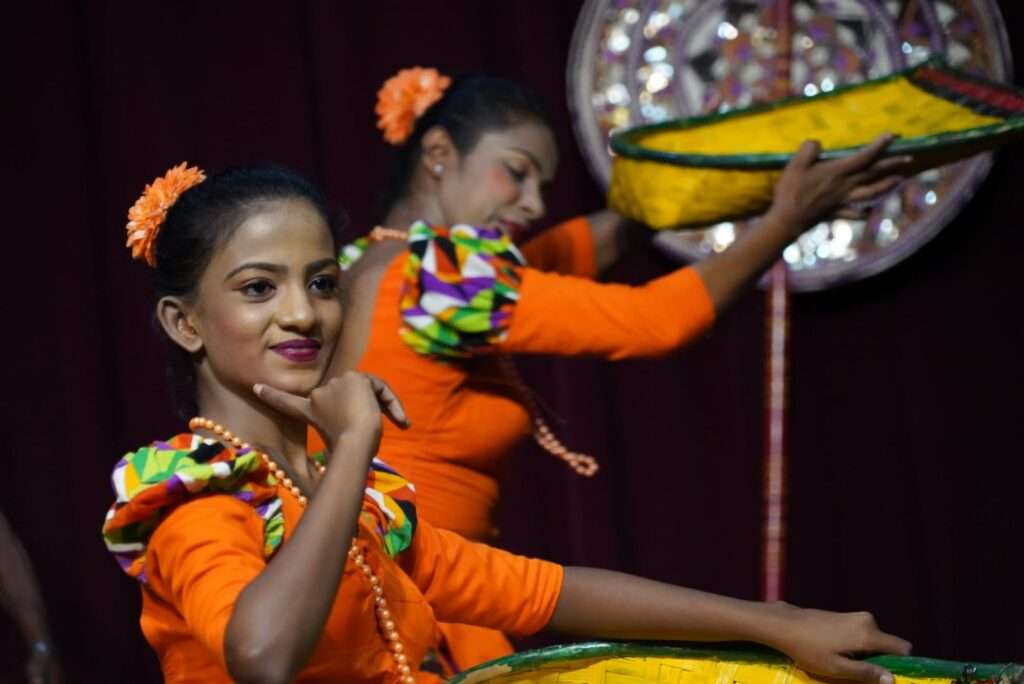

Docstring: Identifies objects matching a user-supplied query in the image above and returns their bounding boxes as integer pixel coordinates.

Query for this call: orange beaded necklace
[188,416,417,684]
[367,226,599,477]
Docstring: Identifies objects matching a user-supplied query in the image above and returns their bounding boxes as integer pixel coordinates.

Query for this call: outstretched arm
[551,567,911,684]
[0,511,62,684]
[499,135,910,360]
[404,520,910,684]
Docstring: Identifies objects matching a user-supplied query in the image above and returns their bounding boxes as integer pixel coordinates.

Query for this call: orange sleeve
[502,265,716,359]
[146,496,266,668]
[519,216,597,278]
[401,519,563,637]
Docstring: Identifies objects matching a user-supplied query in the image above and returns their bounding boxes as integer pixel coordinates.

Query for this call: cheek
[319,300,344,348]
[486,167,519,204]
[202,301,268,355]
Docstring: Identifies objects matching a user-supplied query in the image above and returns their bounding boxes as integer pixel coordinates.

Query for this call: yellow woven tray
[450,643,1023,684]
[608,61,1024,229]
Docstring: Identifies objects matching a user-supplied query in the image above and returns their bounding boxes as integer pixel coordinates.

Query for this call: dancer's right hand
[254,371,409,453]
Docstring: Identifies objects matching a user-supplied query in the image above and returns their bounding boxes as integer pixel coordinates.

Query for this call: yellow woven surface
[642,78,998,155]
[609,159,781,229]
[460,655,952,684]
[608,76,1002,228]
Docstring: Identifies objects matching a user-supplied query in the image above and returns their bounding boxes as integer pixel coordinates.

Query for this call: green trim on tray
[450,642,1020,683]
[608,60,1024,170]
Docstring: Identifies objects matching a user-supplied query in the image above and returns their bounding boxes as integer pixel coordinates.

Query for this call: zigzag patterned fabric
[359,456,417,557]
[338,236,371,271]
[399,221,526,358]
[103,434,417,584]
[307,448,418,558]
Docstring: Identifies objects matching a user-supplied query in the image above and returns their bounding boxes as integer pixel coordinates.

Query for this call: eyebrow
[305,257,340,276]
[224,258,339,282]
[224,262,284,281]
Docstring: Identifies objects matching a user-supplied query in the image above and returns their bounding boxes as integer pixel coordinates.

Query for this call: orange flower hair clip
[125,162,206,267]
[375,67,451,145]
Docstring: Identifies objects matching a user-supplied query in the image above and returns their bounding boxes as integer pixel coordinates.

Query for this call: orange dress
[353,217,715,539]
[138,483,562,682]
[331,216,715,665]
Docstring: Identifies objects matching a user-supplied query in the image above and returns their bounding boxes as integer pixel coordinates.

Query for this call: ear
[420,126,458,176]
[156,296,204,353]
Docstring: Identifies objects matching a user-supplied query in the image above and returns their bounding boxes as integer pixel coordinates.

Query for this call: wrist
[331,421,381,460]
[759,209,801,240]
[746,601,803,652]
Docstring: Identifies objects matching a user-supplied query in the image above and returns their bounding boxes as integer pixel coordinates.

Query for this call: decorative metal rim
[608,59,1024,170]
[565,0,1016,292]
[451,641,1018,683]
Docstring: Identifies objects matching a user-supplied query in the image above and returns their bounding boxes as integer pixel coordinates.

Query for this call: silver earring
[433,163,444,176]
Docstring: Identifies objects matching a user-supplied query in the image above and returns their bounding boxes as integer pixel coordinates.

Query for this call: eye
[505,163,527,183]
[240,280,275,298]
[309,274,339,296]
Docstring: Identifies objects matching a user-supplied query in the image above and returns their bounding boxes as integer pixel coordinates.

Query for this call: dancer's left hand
[764,602,912,684]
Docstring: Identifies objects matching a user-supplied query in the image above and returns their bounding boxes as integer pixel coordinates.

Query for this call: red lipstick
[270,339,321,363]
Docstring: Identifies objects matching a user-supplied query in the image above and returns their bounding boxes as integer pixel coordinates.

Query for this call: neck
[385,198,436,231]
[195,380,308,469]
[384,172,445,229]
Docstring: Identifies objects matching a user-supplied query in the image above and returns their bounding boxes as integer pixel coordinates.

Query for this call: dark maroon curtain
[4,1,1022,681]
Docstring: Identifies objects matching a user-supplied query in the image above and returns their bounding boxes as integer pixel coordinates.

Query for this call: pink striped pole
[761,0,793,604]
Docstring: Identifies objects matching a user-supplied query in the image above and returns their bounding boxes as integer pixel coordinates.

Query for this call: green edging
[451,642,1020,683]
[608,60,1024,170]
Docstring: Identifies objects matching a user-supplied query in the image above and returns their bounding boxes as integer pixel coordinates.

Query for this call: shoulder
[103,433,280,581]
[150,493,266,552]
[407,221,526,267]
[398,222,526,358]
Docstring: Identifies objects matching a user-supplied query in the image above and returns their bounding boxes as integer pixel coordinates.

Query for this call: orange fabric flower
[375,67,451,145]
[126,162,206,267]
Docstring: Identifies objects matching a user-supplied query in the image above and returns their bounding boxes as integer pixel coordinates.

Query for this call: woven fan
[608,61,1024,229]
[451,642,1023,684]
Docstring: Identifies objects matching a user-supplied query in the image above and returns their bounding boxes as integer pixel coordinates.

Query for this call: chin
[264,368,326,397]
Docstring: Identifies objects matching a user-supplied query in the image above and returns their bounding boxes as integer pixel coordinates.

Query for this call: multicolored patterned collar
[337,221,527,272]
[102,433,417,584]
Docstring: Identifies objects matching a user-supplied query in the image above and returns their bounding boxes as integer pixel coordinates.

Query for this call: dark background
[3,1,1022,681]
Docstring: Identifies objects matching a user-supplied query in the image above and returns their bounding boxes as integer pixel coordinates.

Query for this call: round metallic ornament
[568,0,1013,291]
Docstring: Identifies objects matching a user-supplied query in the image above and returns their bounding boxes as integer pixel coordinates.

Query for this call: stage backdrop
[3,1,1022,681]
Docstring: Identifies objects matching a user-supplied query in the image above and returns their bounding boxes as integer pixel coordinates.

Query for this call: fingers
[868,154,914,175]
[829,656,896,684]
[788,139,822,172]
[364,375,410,429]
[866,630,913,656]
[846,175,904,203]
[253,383,312,422]
[834,132,896,173]
[819,620,910,684]
[834,206,871,220]
[848,155,914,191]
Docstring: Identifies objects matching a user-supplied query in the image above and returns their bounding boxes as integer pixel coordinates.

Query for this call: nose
[276,285,316,331]
[520,181,546,220]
